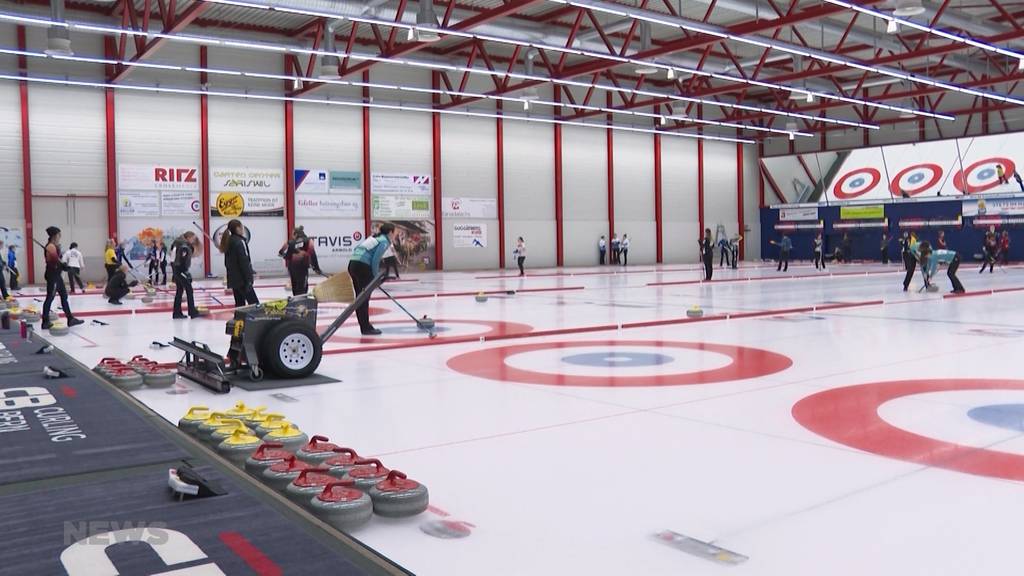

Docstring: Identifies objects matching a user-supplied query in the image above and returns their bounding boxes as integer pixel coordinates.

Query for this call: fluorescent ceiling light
[0,72,758,143]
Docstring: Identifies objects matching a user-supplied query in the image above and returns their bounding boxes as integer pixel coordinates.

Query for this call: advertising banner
[296,219,365,272]
[442,197,498,219]
[208,217,286,275]
[211,168,284,194]
[296,195,363,219]
[371,173,432,196]
[372,220,436,271]
[453,223,487,248]
[118,164,199,192]
[118,223,203,276]
[210,192,285,218]
[840,205,885,220]
[294,169,329,195]
[779,206,819,221]
[161,190,202,217]
[372,195,432,220]
[118,190,161,218]
[962,197,1024,217]
[330,171,362,193]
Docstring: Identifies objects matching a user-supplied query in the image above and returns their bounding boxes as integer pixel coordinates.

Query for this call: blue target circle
[967,404,1024,432]
[561,352,674,367]
[907,172,925,184]
[850,177,865,187]
[978,168,995,180]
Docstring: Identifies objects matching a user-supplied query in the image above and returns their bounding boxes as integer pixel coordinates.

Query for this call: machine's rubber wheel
[262,320,322,378]
[249,365,264,382]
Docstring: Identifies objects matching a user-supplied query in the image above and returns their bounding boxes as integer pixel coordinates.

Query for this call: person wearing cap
[279,226,322,296]
[41,226,83,330]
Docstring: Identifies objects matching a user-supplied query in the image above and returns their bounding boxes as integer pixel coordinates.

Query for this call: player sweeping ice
[347,223,395,336]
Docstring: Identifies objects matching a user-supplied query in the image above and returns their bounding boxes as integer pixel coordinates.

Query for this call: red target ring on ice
[953,157,1016,194]
[793,379,1024,482]
[889,163,942,197]
[325,319,533,345]
[833,168,881,199]
[447,340,791,387]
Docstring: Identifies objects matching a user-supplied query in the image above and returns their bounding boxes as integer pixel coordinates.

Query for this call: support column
[200,46,211,275]
[362,72,371,237]
[737,142,745,261]
[284,100,295,234]
[431,72,443,270]
[606,93,614,243]
[653,107,662,264]
[697,139,705,236]
[17,26,34,283]
[497,101,506,269]
[758,142,766,208]
[105,88,117,241]
[554,86,564,266]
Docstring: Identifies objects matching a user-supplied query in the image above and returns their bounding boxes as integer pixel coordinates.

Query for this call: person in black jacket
[220,219,259,307]
[171,231,200,319]
[279,226,322,296]
[104,264,137,305]
[699,229,714,281]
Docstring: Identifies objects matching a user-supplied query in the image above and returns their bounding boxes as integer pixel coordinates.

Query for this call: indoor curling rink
[25,258,1024,576]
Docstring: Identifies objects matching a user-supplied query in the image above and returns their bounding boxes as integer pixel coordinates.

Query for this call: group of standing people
[598,234,630,266]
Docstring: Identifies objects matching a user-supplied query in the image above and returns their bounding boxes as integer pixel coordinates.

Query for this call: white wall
[742,144,761,261]
[661,137,700,263]
[503,120,555,269]
[440,115,498,270]
[613,131,655,265]
[561,125,608,266]
[0,20,760,278]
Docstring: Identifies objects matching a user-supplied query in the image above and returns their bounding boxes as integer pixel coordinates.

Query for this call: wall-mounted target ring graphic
[953,157,1016,194]
[889,163,942,197]
[833,168,881,199]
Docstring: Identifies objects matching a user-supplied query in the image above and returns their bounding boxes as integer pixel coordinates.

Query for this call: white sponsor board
[118,164,199,191]
[209,217,286,275]
[161,190,202,216]
[453,223,487,248]
[118,190,161,218]
[371,173,432,196]
[211,167,284,194]
[295,169,329,195]
[442,197,498,219]
[372,195,432,220]
[297,219,366,271]
[296,195,363,219]
[962,197,1024,216]
[779,206,819,221]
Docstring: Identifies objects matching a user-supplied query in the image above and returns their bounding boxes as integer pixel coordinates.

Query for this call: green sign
[840,205,884,220]
[330,171,361,191]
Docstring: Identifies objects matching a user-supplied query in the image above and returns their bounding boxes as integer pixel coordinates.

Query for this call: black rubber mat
[0,464,377,575]
[231,372,340,391]
[0,332,72,376]
[0,334,186,486]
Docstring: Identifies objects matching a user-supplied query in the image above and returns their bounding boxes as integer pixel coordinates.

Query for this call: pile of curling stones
[178,402,429,530]
[93,355,178,390]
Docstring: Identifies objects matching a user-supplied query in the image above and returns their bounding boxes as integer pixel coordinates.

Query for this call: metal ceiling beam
[109,0,212,83]
[290,0,545,97]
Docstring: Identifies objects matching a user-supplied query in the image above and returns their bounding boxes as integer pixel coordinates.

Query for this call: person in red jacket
[41,226,83,330]
[279,226,322,296]
[999,230,1011,266]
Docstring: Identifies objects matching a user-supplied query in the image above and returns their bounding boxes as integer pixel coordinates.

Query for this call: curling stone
[143,367,177,388]
[195,412,231,443]
[93,358,125,377]
[284,468,335,508]
[244,442,292,478]
[686,306,704,318]
[343,458,391,491]
[419,316,436,330]
[263,424,309,453]
[107,368,144,391]
[216,428,263,468]
[474,292,488,303]
[309,480,373,530]
[141,296,154,304]
[242,407,271,429]
[128,356,156,373]
[21,309,41,323]
[145,285,157,296]
[253,413,290,438]
[208,419,250,448]
[926,284,940,293]
[124,293,136,300]
[86,283,95,290]
[177,406,211,436]
[195,306,210,317]
[261,455,314,491]
[323,447,361,478]
[369,470,429,518]
[295,435,341,465]
[48,322,69,336]
[223,401,258,423]
[6,308,19,321]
